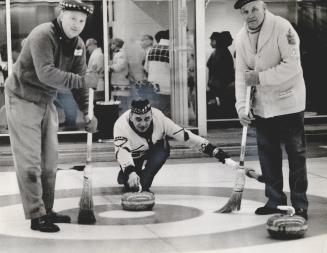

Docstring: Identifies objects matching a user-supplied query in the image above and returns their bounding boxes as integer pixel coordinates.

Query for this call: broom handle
[239,86,251,166]
[86,88,94,163]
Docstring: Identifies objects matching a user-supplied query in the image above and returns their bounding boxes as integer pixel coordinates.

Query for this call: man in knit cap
[5,0,98,232]
[233,0,308,219]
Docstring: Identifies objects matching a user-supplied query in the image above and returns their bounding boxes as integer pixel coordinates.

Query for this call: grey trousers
[5,92,58,219]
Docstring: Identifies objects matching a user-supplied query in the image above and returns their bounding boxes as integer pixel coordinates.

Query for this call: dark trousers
[118,140,170,191]
[255,111,308,210]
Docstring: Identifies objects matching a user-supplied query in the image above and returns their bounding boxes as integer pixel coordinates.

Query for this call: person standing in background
[140,34,154,79]
[110,38,130,114]
[144,30,171,117]
[86,38,105,102]
[207,31,235,118]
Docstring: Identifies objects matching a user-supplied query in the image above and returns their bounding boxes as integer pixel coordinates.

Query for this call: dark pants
[118,140,170,191]
[255,111,308,210]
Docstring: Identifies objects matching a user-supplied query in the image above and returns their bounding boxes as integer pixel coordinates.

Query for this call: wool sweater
[114,108,208,170]
[235,11,305,118]
[5,18,89,114]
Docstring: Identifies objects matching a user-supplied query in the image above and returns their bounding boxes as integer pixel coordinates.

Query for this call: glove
[202,143,231,163]
[233,167,245,192]
[84,115,98,133]
[213,148,230,163]
[84,71,99,89]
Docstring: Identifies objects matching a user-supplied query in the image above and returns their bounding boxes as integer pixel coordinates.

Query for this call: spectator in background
[110,38,130,114]
[86,38,104,102]
[0,52,8,132]
[140,34,154,79]
[144,30,170,117]
[207,31,235,118]
[0,53,7,87]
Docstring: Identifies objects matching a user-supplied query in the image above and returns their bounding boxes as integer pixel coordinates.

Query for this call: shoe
[295,208,308,220]
[255,205,286,215]
[47,210,71,223]
[31,215,60,232]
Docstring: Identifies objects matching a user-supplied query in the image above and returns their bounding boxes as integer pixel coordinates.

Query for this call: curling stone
[267,206,308,239]
[121,189,155,211]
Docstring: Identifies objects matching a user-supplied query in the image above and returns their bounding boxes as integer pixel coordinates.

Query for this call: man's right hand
[238,109,254,126]
[84,71,99,89]
[127,172,140,190]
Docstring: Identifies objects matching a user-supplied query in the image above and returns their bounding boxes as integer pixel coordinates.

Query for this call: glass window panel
[110,0,197,128]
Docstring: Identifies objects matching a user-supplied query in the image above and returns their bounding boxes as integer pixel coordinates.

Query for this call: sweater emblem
[74,49,83,56]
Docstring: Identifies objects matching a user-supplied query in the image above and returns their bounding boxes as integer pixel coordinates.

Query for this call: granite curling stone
[121,191,155,211]
[266,206,308,239]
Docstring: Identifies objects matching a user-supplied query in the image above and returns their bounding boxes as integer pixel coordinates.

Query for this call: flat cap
[59,0,94,15]
[234,0,259,9]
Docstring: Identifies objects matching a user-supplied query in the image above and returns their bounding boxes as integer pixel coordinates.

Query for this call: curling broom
[217,86,252,213]
[77,88,96,224]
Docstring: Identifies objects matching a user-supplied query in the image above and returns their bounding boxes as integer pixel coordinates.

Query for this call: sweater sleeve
[28,27,86,90]
[71,88,89,116]
[113,119,135,170]
[160,110,209,151]
[71,40,89,116]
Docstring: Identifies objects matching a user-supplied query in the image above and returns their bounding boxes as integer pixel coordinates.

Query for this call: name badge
[74,49,83,56]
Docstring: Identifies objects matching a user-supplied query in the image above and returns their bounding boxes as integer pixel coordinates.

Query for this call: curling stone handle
[138,183,142,193]
[277,205,295,216]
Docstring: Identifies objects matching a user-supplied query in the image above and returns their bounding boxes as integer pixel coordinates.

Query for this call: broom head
[216,167,245,213]
[78,164,96,224]
[216,190,243,213]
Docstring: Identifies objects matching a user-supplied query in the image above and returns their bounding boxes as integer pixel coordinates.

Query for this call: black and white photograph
[0,0,327,252]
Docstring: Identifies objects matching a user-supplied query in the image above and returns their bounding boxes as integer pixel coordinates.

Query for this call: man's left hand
[84,116,98,133]
[245,70,260,87]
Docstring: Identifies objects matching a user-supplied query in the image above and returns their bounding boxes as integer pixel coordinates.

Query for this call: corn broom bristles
[216,191,243,213]
[216,87,252,213]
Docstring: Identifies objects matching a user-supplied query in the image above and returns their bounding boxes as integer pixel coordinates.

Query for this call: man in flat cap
[5,0,99,232]
[233,0,308,219]
[114,99,252,193]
